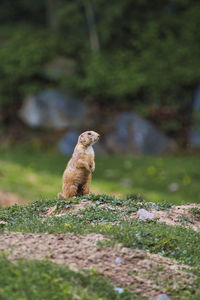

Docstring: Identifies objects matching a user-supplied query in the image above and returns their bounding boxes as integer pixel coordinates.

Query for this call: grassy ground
[0,257,138,300]
[1,146,200,298]
[0,146,200,204]
[0,194,200,299]
[0,194,199,266]
[0,250,166,300]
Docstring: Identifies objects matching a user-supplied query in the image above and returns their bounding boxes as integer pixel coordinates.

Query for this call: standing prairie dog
[59,131,100,198]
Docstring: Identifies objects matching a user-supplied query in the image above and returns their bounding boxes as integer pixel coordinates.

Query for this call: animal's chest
[85,146,94,162]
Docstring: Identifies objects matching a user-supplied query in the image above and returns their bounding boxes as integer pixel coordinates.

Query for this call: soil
[0,190,26,207]
[0,232,195,299]
[44,199,96,216]
[132,204,200,231]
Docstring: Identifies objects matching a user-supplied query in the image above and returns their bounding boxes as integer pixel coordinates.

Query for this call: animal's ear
[79,133,84,143]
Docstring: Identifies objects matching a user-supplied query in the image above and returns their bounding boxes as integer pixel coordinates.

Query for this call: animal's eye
[88,132,91,135]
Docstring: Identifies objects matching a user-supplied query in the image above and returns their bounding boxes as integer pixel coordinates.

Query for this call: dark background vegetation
[0,0,200,147]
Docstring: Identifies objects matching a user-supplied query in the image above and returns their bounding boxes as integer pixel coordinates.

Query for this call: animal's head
[78,131,100,146]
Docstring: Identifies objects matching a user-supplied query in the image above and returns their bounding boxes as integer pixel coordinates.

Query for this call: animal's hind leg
[82,183,90,195]
[81,176,91,195]
[63,184,78,198]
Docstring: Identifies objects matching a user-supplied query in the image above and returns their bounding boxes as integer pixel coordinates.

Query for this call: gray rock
[168,182,179,192]
[114,287,124,294]
[105,112,176,155]
[189,86,200,147]
[156,294,170,300]
[19,90,88,130]
[59,130,80,155]
[115,257,122,264]
[137,209,154,221]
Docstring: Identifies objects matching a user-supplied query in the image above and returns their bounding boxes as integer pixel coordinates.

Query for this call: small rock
[108,206,116,211]
[168,182,179,192]
[156,294,170,300]
[115,257,122,264]
[114,287,124,294]
[137,209,154,221]
[81,199,89,202]
[0,220,8,225]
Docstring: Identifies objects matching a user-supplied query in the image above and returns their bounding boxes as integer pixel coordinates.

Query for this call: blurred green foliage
[0,26,59,104]
[0,0,199,109]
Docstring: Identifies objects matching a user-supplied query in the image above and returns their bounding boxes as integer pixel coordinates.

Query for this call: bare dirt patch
[152,204,200,231]
[128,204,200,231]
[0,232,195,299]
[0,190,26,207]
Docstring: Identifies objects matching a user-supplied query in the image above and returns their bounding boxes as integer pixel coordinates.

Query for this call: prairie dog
[59,131,100,198]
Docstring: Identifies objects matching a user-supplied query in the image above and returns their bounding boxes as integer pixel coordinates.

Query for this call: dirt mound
[44,199,200,231]
[152,204,200,230]
[0,232,195,299]
[44,198,96,216]
[128,203,200,231]
[0,190,26,207]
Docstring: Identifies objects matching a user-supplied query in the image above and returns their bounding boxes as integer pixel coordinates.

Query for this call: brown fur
[58,131,99,199]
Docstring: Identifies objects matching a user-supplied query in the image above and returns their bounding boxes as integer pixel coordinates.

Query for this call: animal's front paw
[90,165,95,172]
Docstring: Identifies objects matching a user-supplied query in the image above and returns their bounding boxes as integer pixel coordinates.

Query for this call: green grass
[0,256,139,300]
[0,146,200,205]
[1,146,200,299]
[190,207,200,221]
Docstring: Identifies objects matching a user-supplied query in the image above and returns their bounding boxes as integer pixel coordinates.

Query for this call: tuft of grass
[0,255,140,300]
[190,207,200,221]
